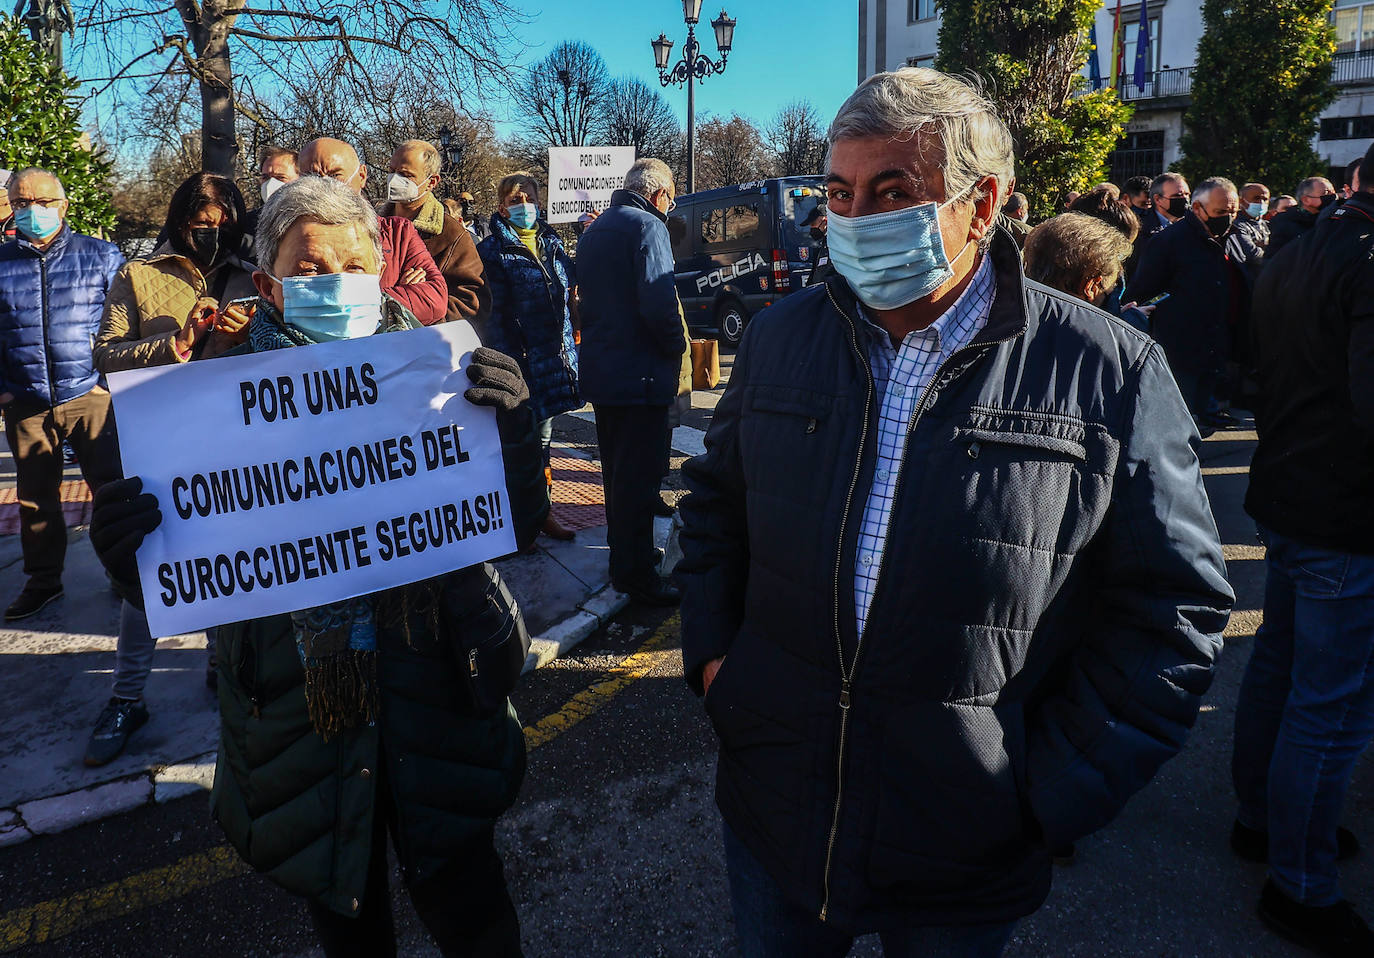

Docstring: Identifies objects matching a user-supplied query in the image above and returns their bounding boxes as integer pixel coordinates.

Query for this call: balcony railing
[1114,66,1194,101]
[1333,49,1374,84]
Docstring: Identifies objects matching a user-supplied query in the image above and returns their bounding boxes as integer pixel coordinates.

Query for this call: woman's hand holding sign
[90,477,162,609]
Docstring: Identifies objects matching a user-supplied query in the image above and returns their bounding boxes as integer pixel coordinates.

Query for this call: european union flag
[1088,22,1103,91]
[1133,4,1151,89]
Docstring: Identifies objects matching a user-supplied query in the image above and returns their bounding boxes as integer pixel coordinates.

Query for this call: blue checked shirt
[853,255,996,638]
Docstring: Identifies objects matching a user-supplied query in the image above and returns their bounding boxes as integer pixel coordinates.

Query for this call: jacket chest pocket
[938,407,1114,557]
[740,386,839,503]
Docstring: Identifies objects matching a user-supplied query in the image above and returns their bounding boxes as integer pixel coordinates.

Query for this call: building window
[1118,14,1161,78]
[1333,0,1374,54]
[1321,115,1374,140]
[908,0,936,23]
[1107,130,1166,184]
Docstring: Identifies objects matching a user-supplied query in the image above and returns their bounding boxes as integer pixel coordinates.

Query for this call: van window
[701,202,762,248]
[785,187,828,245]
[668,212,690,259]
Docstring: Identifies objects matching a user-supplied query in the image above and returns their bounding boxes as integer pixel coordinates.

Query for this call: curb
[0,582,632,849]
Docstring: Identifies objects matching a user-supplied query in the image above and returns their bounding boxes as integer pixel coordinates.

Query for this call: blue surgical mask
[507,202,538,230]
[825,197,971,310]
[15,205,63,243]
[1247,202,1266,219]
[276,272,383,341]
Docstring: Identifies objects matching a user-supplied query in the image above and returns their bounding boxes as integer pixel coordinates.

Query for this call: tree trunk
[175,0,242,177]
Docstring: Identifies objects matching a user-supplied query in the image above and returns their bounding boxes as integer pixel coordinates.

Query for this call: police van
[666,176,826,346]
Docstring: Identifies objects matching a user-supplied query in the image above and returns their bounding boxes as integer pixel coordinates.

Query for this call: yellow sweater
[514,224,539,258]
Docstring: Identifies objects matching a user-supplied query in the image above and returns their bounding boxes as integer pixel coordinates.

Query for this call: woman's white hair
[828,67,1014,205]
[256,176,382,274]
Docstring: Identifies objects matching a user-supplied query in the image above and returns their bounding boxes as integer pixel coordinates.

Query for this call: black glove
[90,476,162,609]
[463,347,529,414]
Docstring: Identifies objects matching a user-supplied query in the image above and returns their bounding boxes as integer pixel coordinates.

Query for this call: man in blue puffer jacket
[0,168,125,620]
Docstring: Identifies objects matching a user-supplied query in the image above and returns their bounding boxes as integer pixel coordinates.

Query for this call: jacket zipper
[815,287,1023,921]
[501,235,576,381]
[37,251,57,409]
[819,284,872,922]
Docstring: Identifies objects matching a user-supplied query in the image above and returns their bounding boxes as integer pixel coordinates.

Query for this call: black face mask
[1318,193,1337,210]
[810,226,826,241]
[1167,195,1190,219]
[1205,213,1234,238]
[188,226,220,265]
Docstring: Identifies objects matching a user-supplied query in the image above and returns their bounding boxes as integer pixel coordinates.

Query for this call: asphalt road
[2,371,1371,956]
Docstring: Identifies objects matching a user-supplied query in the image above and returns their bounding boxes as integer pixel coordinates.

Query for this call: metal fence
[1332,50,1374,84]
[1114,67,1195,101]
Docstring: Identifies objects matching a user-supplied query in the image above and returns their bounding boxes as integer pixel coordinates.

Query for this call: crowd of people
[1,62,1372,957]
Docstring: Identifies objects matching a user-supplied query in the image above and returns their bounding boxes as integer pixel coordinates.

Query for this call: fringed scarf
[246,296,419,738]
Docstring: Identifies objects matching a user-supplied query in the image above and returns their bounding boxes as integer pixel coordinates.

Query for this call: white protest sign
[107,322,515,638]
[545,145,636,223]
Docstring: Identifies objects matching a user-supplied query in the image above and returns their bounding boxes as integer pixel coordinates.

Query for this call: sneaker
[1232,820,1360,864]
[83,697,149,767]
[5,583,64,621]
[1258,880,1374,957]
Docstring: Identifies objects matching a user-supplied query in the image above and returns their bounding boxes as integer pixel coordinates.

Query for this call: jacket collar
[16,224,71,257]
[610,188,666,222]
[824,226,1029,349]
[145,240,257,276]
[1334,191,1374,222]
[380,195,445,237]
[488,211,556,252]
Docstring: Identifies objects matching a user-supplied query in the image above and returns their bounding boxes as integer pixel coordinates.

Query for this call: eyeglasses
[11,197,63,210]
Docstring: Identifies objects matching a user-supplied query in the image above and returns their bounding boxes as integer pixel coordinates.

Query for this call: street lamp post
[652,1,737,194]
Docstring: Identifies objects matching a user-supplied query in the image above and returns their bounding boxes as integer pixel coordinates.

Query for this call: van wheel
[717,300,748,347]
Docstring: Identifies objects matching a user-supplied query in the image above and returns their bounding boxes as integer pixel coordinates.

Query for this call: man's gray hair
[1193,176,1238,206]
[624,158,674,200]
[826,67,1014,205]
[10,167,66,198]
[1297,176,1333,198]
[1149,172,1187,199]
[256,176,382,274]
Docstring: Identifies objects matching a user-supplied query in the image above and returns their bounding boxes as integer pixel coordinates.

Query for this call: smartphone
[1141,292,1171,307]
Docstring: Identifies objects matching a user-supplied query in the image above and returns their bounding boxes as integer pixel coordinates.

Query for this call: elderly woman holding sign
[90,176,546,958]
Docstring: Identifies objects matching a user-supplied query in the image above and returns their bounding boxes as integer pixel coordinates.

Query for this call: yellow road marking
[1222,544,1265,561]
[1225,609,1264,639]
[0,846,247,952]
[1202,430,1258,442]
[0,616,681,953]
[523,613,680,750]
[1201,465,1249,476]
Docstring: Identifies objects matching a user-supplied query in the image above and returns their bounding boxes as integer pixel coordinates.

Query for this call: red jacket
[379,216,447,325]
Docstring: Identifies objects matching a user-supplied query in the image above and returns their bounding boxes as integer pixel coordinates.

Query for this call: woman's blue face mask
[266,271,384,341]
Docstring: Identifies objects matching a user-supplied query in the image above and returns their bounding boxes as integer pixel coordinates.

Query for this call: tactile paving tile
[548,455,607,532]
[0,480,93,535]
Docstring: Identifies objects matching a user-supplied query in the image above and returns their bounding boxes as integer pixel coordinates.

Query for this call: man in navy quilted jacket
[0,168,125,620]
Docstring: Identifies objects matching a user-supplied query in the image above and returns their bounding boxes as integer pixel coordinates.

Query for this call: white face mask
[260,178,287,204]
[386,173,423,203]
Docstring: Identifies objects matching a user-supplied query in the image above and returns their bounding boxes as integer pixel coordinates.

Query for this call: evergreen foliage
[1177,0,1336,191]
[936,0,1132,222]
[0,16,116,236]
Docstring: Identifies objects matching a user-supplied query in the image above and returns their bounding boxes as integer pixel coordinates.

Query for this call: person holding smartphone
[82,172,258,767]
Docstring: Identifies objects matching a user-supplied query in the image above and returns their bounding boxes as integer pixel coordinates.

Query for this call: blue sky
[495,0,859,135]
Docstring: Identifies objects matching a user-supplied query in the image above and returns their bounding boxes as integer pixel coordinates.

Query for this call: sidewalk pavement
[0,436,683,849]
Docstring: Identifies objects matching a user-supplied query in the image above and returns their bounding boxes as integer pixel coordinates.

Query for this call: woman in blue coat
[476,172,580,542]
